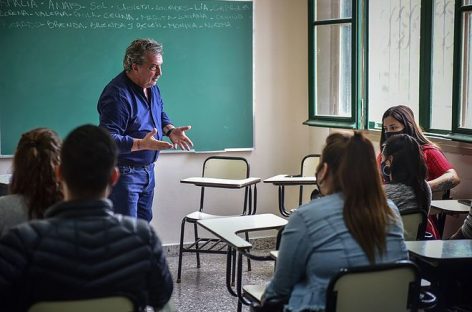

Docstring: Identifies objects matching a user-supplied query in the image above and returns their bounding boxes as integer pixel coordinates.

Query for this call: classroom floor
[166,253,472,312]
[167,252,275,312]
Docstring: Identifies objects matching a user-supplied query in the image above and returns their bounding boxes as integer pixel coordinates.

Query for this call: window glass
[430,0,454,130]
[368,0,421,127]
[315,0,352,21]
[459,11,472,129]
[315,24,352,117]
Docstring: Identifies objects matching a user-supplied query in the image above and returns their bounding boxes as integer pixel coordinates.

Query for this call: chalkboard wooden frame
[0,0,253,155]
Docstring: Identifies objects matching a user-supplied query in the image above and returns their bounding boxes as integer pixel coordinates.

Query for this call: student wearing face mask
[381,134,431,214]
[379,105,460,194]
[260,131,407,312]
[379,106,460,239]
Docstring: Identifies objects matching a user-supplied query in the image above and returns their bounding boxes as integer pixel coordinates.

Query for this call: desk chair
[177,156,254,283]
[401,209,427,241]
[28,296,136,312]
[325,261,420,312]
[245,261,419,312]
[400,210,438,309]
[298,154,320,205]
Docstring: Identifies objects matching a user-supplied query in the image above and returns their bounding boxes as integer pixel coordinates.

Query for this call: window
[306,0,472,142]
[305,0,358,128]
[368,0,422,128]
[430,0,454,131]
[455,0,472,132]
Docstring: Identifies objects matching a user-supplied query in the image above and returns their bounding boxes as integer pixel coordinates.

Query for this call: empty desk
[181,177,261,215]
[197,213,287,312]
[264,175,316,217]
[429,200,471,237]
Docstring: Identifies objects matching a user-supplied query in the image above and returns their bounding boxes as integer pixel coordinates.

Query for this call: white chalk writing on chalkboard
[0,0,251,30]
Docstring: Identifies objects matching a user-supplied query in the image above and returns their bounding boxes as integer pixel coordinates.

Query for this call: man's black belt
[118,163,153,170]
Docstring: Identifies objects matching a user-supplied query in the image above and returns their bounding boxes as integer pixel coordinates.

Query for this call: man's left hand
[169,126,193,151]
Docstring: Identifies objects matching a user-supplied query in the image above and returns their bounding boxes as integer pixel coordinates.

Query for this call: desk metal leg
[225,246,237,297]
[436,213,446,238]
[242,187,249,215]
[232,249,237,286]
[237,252,252,311]
[252,184,258,215]
[278,186,290,217]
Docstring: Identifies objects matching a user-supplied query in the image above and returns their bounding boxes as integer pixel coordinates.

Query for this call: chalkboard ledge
[160,147,254,154]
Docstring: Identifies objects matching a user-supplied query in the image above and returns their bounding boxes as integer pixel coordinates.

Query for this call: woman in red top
[379,105,460,191]
[379,105,460,238]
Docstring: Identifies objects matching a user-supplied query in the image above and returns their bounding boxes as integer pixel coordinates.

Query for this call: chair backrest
[28,296,136,312]
[299,154,321,205]
[200,156,250,212]
[401,209,427,241]
[202,156,249,179]
[326,261,419,312]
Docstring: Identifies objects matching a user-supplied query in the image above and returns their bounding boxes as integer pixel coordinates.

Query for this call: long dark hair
[382,134,429,212]
[319,131,394,264]
[380,105,433,150]
[9,128,63,219]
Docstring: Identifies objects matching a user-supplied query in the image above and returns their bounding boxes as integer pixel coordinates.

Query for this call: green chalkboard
[0,0,253,154]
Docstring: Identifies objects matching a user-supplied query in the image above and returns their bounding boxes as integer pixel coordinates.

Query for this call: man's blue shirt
[97,71,172,166]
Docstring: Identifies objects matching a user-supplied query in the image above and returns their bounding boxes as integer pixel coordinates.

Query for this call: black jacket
[0,199,173,311]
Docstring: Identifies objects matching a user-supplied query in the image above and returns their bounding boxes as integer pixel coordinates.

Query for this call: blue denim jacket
[263,192,408,312]
[97,71,172,166]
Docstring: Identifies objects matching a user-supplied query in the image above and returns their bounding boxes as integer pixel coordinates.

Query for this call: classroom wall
[152,0,329,244]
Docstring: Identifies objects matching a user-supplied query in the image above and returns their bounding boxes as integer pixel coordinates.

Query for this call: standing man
[98,38,193,222]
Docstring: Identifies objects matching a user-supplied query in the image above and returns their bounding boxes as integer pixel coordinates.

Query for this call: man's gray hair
[123,38,163,72]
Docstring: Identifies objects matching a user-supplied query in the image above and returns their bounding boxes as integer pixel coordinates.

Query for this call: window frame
[451,0,472,136]
[304,0,365,129]
[306,0,472,144]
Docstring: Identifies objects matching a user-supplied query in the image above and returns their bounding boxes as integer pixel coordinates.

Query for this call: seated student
[261,131,408,312]
[0,125,173,311]
[381,134,431,214]
[380,105,460,239]
[380,105,460,194]
[0,128,63,236]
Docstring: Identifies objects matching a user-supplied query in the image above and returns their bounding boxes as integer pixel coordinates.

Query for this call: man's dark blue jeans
[110,163,155,222]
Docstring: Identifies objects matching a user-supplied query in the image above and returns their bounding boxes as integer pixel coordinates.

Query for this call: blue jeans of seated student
[110,164,155,222]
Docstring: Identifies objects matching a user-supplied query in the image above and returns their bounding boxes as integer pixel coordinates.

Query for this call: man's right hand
[132,129,173,151]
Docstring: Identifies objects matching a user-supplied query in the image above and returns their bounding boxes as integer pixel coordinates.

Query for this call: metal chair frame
[297,154,320,206]
[177,156,256,283]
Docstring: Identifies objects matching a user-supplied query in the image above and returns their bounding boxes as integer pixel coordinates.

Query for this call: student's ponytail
[338,132,394,264]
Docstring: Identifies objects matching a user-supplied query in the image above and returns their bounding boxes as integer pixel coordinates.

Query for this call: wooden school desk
[264,174,317,217]
[197,214,287,312]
